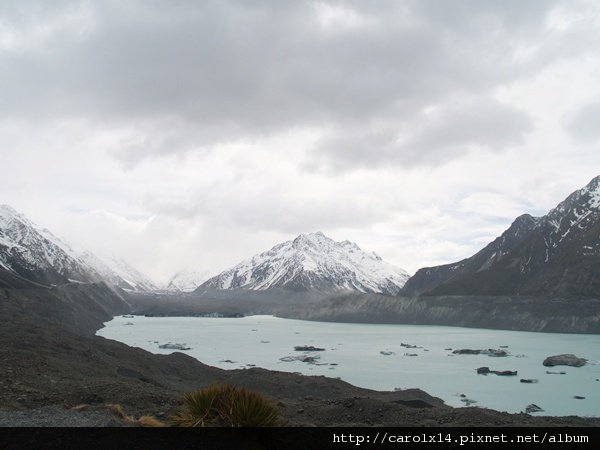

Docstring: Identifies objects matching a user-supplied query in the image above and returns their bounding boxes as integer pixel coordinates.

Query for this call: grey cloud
[565,101,600,142]
[307,97,533,172]
[0,0,590,167]
[143,184,392,235]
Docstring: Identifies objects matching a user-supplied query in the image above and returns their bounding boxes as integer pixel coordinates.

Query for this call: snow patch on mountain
[0,204,95,284]
[80,251,157,292]
[166,269,211,292]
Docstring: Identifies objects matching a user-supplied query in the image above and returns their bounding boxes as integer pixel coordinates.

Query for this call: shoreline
[2,282,600,427]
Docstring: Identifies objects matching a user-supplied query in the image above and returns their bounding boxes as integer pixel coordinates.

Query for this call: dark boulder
[543,354,587,367]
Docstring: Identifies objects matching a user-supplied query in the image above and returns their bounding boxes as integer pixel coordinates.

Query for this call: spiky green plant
[170,384,279,427]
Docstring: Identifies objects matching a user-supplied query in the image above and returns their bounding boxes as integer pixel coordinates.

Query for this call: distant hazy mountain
[166,269,211,292]
[0,205,98,286]
[0,204,155,291]
[403,175,600,298]
[198,231,410,295]
[79,251,157,292]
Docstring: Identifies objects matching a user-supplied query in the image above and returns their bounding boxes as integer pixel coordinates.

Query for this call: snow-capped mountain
[0,205,97,286]
[199,231,410,295]
[166,269,211,292]
[0,204,157,291]
[79,251,157,292]
[404,175,600,298]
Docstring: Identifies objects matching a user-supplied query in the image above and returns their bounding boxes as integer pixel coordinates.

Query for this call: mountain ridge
[0,205,155,292]
[403,175,600,298]
[198,231,410,295]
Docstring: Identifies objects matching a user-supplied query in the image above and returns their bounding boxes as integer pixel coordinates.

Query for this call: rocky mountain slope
[0,205,155,292]
[199,231,410,295]
[0,205,98,286]
[80,251,157,292]
[403,175,600,298]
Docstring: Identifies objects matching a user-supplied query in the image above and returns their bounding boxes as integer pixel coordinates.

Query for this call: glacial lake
[97,315,600,417]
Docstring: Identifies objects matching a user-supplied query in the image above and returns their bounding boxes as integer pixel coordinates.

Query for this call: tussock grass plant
[170,384,279,427]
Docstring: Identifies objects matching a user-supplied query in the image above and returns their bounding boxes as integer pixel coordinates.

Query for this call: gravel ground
[0,405,128,427]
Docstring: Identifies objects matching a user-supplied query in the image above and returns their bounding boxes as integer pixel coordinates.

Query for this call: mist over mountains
[2,175,600,301]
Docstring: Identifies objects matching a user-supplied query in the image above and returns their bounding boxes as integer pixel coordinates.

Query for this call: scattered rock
[279,354,321,363]
[158,343,191,350]
[379,351,394,355]
[295,345,325,351]
[525,404,544,414]
[404,353,418,357]
[453,349,508,357]
[476,367,517,376]
[454,349,481,355]
[219,359,236,364]
[445,348,452,351]
[543,354,587,367]
[400,343,421,349]
[545,370,566,375]
[520,379,538,384]
[573,396,586,400]
[499,346,509,348]
[460,398,477,406]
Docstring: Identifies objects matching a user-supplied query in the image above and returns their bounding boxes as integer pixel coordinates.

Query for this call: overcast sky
[1,0,599,283]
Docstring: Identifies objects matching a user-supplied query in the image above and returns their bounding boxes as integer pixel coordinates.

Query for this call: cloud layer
[1,0,599,281]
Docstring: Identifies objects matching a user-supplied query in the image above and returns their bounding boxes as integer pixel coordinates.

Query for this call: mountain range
[2,175,600,299]
[0,204,154,292]
[198,231,410,295]
[402,175,600,298]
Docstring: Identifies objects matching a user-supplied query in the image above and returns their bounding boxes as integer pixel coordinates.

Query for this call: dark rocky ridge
[127,290,600,334]
[402,175,600,298]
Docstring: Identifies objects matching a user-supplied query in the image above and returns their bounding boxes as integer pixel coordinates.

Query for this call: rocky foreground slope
[1,270,599,426]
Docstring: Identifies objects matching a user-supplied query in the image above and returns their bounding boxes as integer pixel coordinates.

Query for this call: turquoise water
[97,315,600,416]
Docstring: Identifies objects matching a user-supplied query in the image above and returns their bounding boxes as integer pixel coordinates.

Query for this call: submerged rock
[543,354,587,367]
[520,379,538,384]
[545,370,566,375]
[379,351,395,356]
[574,396,586,400]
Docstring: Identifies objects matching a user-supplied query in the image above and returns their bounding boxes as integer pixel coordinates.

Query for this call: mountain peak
[200,233,410,295]
[405,175,600,298]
